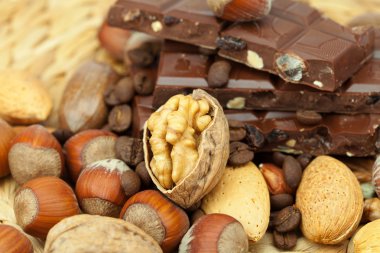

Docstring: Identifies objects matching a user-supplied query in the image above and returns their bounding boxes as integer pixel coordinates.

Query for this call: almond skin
[296,156,363,245]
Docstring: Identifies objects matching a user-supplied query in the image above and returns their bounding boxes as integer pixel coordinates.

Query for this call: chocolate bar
[132,96,380,157]
[152,40,380,114]
[108,0,375,91]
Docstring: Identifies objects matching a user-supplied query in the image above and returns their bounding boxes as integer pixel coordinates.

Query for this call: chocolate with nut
[133,96,380,156]
[108,0,375,91]
[153,40,380,114]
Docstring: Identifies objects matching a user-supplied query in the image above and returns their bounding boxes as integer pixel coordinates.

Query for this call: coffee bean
[270,194,294,211]
[296,110,322,125]
[269,211,279,228]
[135,161,152,188]
[108,105,132,133]
[228,120,246,142]
[228,142,254,166]
[245,125,265,148]
[133,70,155,95]
[121,170,141,198]
[273,206,301,233]
[127,42,158,67]
[297,154,313,169]
[104,77,135,106]
[115,137,144,166]
[52,129,74,145]
[207,61,232,88]
[283,156,303,190]
[273,230,297,250]
[273,152,286,167]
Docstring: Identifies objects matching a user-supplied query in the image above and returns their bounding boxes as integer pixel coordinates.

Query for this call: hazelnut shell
[0,119,15,178]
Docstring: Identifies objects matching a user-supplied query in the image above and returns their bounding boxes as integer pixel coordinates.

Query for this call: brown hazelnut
[8,125,64,184]
[14,176,80,239]
[120,190,190,252]
[207,0,272,22]
[76,159,133,217]
[0,225,33,253]
[64,129,117,182]
[0,119,15,178]
[179,213,249,253]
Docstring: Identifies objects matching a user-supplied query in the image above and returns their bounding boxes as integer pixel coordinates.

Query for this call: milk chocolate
[133,96,380,157]
[108,0,375,91]
[153,40,380,114]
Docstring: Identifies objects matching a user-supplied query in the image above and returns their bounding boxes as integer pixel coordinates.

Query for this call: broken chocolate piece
[153,40,380,114]
[133,96,380,157]
[108,0,375,91]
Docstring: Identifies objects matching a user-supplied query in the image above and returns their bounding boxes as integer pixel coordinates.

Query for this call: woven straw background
[1,0,379,128]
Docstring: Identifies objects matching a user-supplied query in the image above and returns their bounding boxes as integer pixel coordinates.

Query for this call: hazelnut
[259,163,292,195]
[98,21,132,61]
[120,190,190,252]
[0,119,15,178]
[0,224,33,253]
[65,129,117,182]
[207,0,272,22]
[179,213,248,253]
[14,176,80,239]
[8,125,64,185]
[76,159,138,217]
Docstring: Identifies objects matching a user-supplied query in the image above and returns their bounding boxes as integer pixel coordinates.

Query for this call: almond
[296,156,363,245]
[0,70,52,124]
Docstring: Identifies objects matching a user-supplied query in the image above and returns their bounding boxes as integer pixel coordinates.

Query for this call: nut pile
[1,0,380,252]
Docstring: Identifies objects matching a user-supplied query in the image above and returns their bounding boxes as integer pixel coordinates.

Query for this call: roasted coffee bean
[104,77,135,106]
[228,120,246,142]
[135,161,152,188]
[273,152,286,167]
[270,194,294,211]
[297,154,313,169]
[127,42,158,67]
[108,105,132,133]
[121,170,141,197]
[207,61,232,88]
[228,142,254,166]
[133,70,155,95]
[273,230,297,250]
[296,110,322,125]
[245,125,265,148]
[269,211,279,228]
[115,137,144,166]
[52,129,74,145]
[273,206,301,233]
[283,156,303,190]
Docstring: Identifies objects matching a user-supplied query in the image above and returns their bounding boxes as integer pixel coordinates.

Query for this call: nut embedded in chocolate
[275,54,306,83]
[207,60,232,88]
[108,105,132,133]
[245,125,265,149]
[216,36,247,51]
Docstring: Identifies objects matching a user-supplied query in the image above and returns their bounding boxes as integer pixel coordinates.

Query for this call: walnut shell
[347,219,380,253]
[44,214,162,253]
[296,156,363,245]
[143,89,229,209]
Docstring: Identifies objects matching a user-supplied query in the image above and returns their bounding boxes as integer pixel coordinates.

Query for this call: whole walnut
[143,89,229,209]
